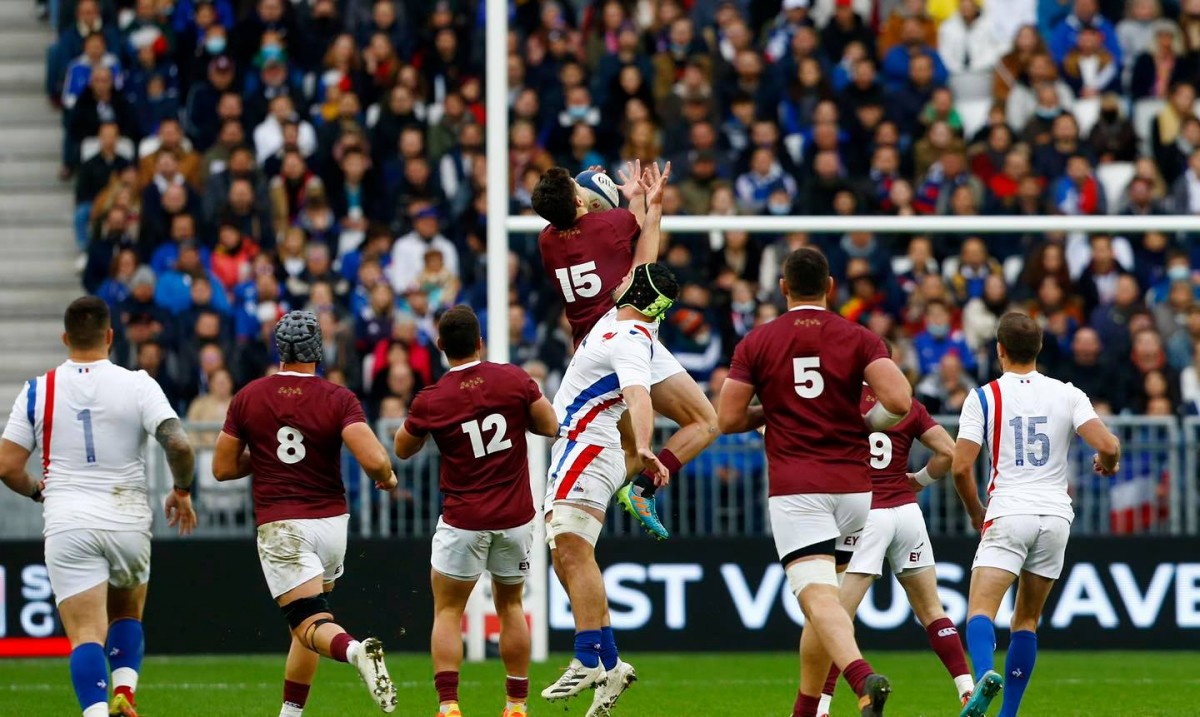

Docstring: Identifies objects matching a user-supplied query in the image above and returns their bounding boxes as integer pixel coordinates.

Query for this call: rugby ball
[576,170,619,212]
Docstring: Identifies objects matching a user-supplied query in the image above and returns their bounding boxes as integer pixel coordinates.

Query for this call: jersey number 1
[555,261,601,303]
[461,414,513,458]
[76,409,97,464]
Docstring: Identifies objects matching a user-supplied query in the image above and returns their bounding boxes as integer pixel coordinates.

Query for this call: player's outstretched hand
[165,491,197,536]
[1092,453,1119,476]
[616,159,644,201]
[376,471,399,491]
[643,161,671,207]
[639,448,670,486]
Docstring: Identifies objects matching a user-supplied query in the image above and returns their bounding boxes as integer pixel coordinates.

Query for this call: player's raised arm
[631,161,671,267]
[909,423,955,492]
[155,418,197,535]
[863,357,912,430]
[344,421,398,490]
[615,159,646,226]
[528,396,560,438]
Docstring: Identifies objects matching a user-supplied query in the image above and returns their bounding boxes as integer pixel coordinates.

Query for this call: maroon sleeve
[859,327,890,367]
[913,400,939,436]
[522,370,544,405]
[607,208,639,251]
[727,334,756,385]
[340,388,368,429]
[403,392,429,437]
[221,391,244,439]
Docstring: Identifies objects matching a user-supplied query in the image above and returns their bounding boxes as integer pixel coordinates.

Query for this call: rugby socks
[816,692,833,715]
[280,679,310,716]
[635,449,682,498]
[819,665,839,709]
[599,626,619,671]
[505,675,529,712]
[842,658,874,697]
[69,642,108,715]
[966,615,997,681]
[926,617,972,695]
[329,633,358,663]
[106,617,144,704]
[999,630,1038,717]
[574,629,602,668]
[791,690,821,717]
[434,670,459,706]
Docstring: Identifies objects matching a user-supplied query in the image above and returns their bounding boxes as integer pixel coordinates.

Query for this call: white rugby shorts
[256,514,349,598]
[769,492,872,564]
[431,516,533,584]
[842,503,935,577]
[973,514,1071,580]
[45,529,151,604]
[544,439,627,513]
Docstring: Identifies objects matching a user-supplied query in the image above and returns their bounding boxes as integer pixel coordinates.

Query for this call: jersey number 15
[555,262,601,303]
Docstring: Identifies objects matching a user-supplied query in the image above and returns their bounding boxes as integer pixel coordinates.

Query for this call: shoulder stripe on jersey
[987,381,1003,495]
[25,379,36,427]
[42,369,56,479]
[558,373,620,432]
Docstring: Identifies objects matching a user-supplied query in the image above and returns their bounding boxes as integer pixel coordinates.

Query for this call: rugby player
[213,311,400,715]
[394,306,559,717]
[717,247,911,717]
[0,296,197,717]
[539,263,679,717]
[953,313,1121,717]
[533,162,717,540]
[818,380,979,716]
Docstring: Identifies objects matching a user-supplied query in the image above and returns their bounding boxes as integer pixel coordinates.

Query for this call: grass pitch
[2,651,1197,716]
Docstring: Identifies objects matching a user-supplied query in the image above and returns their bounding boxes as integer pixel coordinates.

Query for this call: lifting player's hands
[642,160,671,207]
[1092,453,1120,477]
[375,470,399,491]
[638,447,670,487]
[615,159,644,202]
[164,490,197,536]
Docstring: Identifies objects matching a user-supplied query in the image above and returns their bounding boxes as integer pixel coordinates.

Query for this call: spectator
[734,147,798,213]
[913,299,977,375]
[1088,93,1139,161]
[1117,0,1166,63]
[1063,326,1123,408]
[61,31,121,112]
[1152,82,1197,177]
[96,248,139,310]
[1049,0,1123,65]
[210,219,259,292]
[1092,272,1144,351]
[994,25,1049,103]
[1130,19,1183,100]
[881,16,949,91]
[68,66,137,174]
[1053,153,1109,215]
[1062,25,1123,97]
[878,0,936,59]
[949,237,1003,303]
[938,0,1007,76]
[1153,278,1196,344]
[916,351,978,414]
[822,0,876,65]
[388,203,458,293]
[660,283,723,381]
[253,95,317,164]
[1170,147,1200,213]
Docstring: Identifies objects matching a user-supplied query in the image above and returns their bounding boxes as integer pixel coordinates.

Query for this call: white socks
[955,674,976,698]
[279,704,304,717]
[817,693,832,715]
[345,640,363,663]
[82,704,108,717]
[111,667,139,693]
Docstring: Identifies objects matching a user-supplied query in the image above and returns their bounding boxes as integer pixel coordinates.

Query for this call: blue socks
[69,642,108,711]
[574,630,602,669]
[106,618,144,673]
[966,615,996,681]
[599,626,619,671]
[999,630,1038,717]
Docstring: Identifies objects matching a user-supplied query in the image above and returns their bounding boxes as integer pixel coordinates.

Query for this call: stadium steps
[0,1,81,416]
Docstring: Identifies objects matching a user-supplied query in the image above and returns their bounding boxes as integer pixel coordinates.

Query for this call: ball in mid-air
[576,170,619,212]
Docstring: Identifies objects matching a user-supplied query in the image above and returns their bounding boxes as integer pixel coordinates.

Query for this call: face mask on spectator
[1169,265,1190,282]
[767,202,791,215]
[927,321,950,339]
[567,104,590,119]
[206,36,227,54]
[261,44,284,63]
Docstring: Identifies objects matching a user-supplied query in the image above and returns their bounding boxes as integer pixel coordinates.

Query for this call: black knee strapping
[302,618,335,650]
[780,539,837,567]
[282,595,331,629]
[835,549,854,567]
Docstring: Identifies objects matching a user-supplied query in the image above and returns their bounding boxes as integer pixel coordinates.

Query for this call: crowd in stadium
[40,0,1200,437]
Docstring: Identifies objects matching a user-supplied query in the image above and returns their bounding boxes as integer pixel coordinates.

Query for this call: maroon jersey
[222,373,363,526]
[860,387,939,509]
[403,361,541,531]
[727,306,889,496]
[538,208,639,346]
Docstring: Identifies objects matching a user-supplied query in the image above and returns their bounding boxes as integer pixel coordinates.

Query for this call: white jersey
[958,371,1099,524]
[551,308,656,448]
[2,359,178,537]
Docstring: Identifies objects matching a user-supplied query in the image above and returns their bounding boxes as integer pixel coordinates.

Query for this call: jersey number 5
[277,426,307,464]
[792,357,824,398]
[462,414,513,458]
[555,261,602,303]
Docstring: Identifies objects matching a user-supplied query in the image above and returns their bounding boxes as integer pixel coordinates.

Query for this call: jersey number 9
[869,432,892,469]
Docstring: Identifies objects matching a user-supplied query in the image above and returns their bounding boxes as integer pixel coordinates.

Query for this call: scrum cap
[275,310,324,364]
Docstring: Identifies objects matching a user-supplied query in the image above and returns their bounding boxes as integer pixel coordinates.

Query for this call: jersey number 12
[462,414,513,458]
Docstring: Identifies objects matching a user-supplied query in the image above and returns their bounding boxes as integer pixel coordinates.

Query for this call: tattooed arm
[156,418,197,535]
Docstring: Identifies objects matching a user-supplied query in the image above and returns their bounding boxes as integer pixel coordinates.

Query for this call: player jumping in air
[393,306,560,717]
[213,311,400,715]
[540,263,679,716]
[717,247,911,717]
[0,296,197,717]
[532,161,717,540]
[953,313,1121,717]
[819,378,979,716]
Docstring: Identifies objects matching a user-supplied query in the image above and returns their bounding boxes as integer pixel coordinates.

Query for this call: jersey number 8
[277,426,307,464]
